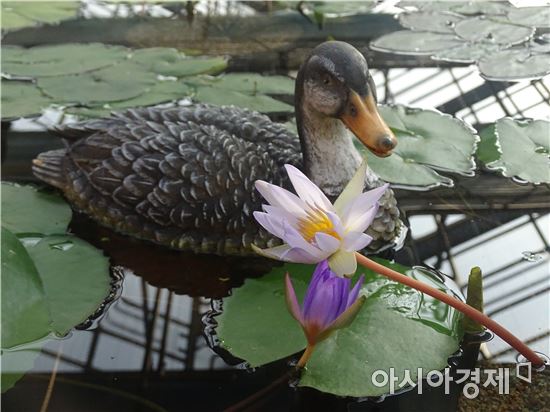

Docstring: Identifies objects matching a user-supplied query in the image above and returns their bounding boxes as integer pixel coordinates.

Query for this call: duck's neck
[296,101,362,198]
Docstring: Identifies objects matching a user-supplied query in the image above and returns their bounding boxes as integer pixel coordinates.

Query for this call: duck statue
[33,41,403,256]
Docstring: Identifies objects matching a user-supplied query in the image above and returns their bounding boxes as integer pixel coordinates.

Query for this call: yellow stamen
[297,207,341,242]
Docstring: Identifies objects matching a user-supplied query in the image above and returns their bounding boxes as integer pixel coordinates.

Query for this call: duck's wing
[33,105,302,255]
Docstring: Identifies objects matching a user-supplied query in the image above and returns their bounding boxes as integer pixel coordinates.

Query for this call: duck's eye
[322,75,332,86]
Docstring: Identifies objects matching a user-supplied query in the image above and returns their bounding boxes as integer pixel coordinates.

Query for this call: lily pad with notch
[215,259,462,397]
[485,118,550,185]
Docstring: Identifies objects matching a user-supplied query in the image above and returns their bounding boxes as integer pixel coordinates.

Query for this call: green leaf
[454,17,534,46]
[193,86,293,113]
[2,44,128,77]
[1,80,53,120]
[1,228,50,348]
[1,2,79,31]
[1,183,72,236]
[433,43,500,64]
[486,118,550,184]
[399,11,464,34]
[451,2,512,16]
[25,235,111,336]
[476,124,500,165]
[477,49,550,81]
[370,31,463,55]
[1,342,44,393]
[190,73,295,95]
[216,259,462,397]
[37,63,157,104]
[508,6,550,28]
[365,105,478,188]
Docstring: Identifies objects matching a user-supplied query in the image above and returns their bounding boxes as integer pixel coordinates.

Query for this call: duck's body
[32,42,402,256]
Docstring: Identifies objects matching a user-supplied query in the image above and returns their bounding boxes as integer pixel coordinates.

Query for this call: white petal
[326,211,345,237]
[253,211,285,239]
[251,244,323,264]
[282,222,327,260]
[262,205,299,228]
[255,180,307,218]
[314,232,341,253]
[343,205,378,233]
[342,232,373,252]
[333,159,368,215]
[341,184,388,230]
[284,164,334,211]
[328,249,358,277]
[251,244,291,260]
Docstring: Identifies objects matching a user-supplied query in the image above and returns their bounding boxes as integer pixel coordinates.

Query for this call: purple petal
[284,164,334,212]
[285,273,304,324]
[314,232,341,253]
[347,275,365,308]
[302,261,330,315]
[342,232,373,252]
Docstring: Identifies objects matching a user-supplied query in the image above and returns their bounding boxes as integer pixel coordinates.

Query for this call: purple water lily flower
[252,160,388,277]
[285,261,366,366]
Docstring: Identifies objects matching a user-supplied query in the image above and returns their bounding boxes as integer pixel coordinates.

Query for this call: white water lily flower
[252,160,388,277]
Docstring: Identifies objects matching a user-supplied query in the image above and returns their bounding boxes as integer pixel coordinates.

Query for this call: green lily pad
[508,6,550,28]
[454,17,534,46]
[370,31,463,55]
[1,183,72,236]
[1,342,44,393]
[190,73,295,95]
[37,62,157,104]
[365,105,477,188]
[216,259,462,397]
[1,228,50,349]
[193,86,293,113]
[1,80,53,120]
[478,49,550,81]
[1,2,79,31]
[2,44,128,77]
[476,124,500,165]
[433,42,500,63]
[399,11,464,34]
[486,118,550,184]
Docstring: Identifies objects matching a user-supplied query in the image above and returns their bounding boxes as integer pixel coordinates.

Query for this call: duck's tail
[32,149,67,190]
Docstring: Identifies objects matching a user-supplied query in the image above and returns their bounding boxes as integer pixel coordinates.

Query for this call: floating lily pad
[399,11,464,34]
[193,86,293,113]
[130,49,227,77]
[486,118,550,184]
[370,31,463,55]
[1,183,72,236]
[454,17,534,46]
[478,49,550,81]
[476,124,500,165]
[1,2,79,31]
[1,342,44,393]
[451,2,512,16]
[190,73,294,95]
[216,260,462,397]
[2,44,128,77]
[433,42,500,63]
[37,63,157,104]
[397,1,465,13]
[1,80,53,120]
[364,105,477,188]
[508,6,550,28]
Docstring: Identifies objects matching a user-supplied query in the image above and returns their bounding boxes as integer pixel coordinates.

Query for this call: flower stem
[355,253,545,368]
[297,344,316,369]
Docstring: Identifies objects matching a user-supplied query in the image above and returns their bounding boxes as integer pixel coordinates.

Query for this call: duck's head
[296,41,396,157]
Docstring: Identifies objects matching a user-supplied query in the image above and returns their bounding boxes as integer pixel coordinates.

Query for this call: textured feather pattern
[34,104,401,256]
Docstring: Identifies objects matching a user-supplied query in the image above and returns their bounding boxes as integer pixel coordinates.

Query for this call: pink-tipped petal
[314,232,341,253]
[328,249,357,277]
[284,164,334,212]
[342,232,373,252]
[255,180,307,218]
[285,273,304,324]
[347,275,365,307]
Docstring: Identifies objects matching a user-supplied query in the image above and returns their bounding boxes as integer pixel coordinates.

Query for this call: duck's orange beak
[339,91,397,157]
